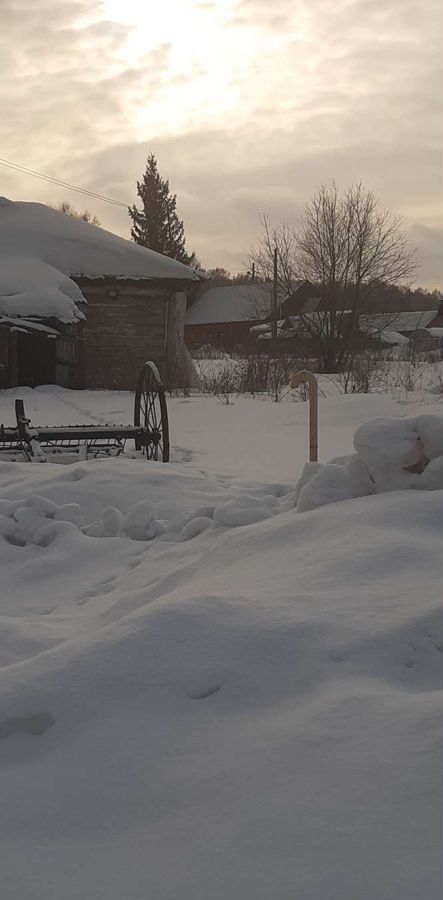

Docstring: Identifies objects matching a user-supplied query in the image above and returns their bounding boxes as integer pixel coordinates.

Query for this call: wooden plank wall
[184,320,257,351]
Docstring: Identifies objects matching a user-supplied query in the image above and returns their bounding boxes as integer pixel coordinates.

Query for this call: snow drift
[297,413,443,511]
[0,457,441,900]
[1,391,442,899]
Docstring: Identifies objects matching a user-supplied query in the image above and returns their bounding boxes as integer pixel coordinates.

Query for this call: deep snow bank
[1,402,442,899]
[0,458,293,547]
[297,413,443,511]
[0,473,441,900]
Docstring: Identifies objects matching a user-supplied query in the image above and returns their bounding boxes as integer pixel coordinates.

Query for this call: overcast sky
[0,0,441,287]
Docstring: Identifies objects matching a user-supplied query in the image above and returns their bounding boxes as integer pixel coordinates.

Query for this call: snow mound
[0,495,85,546]
[0,462,294,549]
[297,463,369,512]
[0,481,441,900]
[297,414,443,512]
[176,515,214,541]
[0,492,168,546]
[213,493,278,527]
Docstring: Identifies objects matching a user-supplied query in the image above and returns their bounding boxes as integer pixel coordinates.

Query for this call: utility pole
[272,246,278,339]
[166,199,173,257]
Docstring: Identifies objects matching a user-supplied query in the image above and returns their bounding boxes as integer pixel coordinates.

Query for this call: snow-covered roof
[360,310,437,334]
[379,330,409,346]
[0,257,86,323]
[0,197,200,324]
[249,323,271,334]
[186,284,273,325]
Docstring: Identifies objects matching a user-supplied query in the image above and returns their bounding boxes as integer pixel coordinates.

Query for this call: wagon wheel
[134,362,170,462]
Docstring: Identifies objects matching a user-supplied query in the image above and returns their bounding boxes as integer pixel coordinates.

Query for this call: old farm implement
[0,362,169,463]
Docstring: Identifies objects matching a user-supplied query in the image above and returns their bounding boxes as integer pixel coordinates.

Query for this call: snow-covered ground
[0,383,442,899]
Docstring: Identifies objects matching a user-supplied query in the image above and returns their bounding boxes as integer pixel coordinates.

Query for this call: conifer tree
[128,154,194,265]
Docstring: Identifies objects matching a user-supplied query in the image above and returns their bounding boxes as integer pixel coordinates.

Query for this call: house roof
[186,284,274,325]
[0,197,200,324]
[359,310,437,334]
[379,330,409,346]
[186,281,312,326]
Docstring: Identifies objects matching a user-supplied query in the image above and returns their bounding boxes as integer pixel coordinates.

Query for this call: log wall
[74,279,169,390]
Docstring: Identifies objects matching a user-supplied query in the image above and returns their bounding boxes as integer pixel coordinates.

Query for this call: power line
[0,156,129,208]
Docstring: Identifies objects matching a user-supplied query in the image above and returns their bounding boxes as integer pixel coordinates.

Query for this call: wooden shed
[0,198,201,390]
[185,281,317,351]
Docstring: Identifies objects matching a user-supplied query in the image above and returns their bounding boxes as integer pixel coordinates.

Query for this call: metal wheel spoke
[151,398,159,430]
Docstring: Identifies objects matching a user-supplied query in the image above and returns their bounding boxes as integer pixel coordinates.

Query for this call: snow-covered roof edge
[0,198,204,323]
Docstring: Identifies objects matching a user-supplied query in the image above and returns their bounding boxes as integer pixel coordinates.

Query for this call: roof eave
[73,274,202,289]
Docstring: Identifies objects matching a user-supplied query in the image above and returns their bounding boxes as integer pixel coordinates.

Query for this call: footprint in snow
[0,713,54,741]
[93,575,118,589]
[173,447,193,463]
[187,684,223,700]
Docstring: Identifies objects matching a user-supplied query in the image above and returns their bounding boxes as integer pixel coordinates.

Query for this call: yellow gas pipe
[290,370,319,462]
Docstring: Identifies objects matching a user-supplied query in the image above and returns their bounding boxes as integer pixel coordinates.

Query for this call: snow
[186,283,272,324]
[249,322,271,333]
[0,257,86,324]
[296,413,443,510]
[379,329,409,345]
[0,381,442,899]
[297,461,369,511]
[359,309,437,333]
[0,197,200,324]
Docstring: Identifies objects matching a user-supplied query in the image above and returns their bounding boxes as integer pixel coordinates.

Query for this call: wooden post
[290,370,319,462]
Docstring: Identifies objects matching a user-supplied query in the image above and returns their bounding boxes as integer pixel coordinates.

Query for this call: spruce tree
[128,154,194,265]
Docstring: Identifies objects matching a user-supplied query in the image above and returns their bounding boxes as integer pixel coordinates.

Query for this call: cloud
[0,1,171,167]
[0,0,441,286]
[70,121,440,284]
[409,225,443,287]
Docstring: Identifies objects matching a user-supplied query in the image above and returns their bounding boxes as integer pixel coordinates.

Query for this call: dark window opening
[17,333,56,387]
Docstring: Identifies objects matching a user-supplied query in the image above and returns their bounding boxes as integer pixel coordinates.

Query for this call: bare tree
[296,182,417,371]
[52,200,101,226]
[247,214,300,319]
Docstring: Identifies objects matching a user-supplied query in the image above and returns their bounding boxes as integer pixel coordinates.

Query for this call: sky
[0,0,441,287]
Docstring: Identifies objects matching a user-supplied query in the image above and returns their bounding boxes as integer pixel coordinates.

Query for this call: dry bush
[238,348,306,401]
[195,356,243,404]
[336,351,387,394]
[192,344,230,361]
[193,345,313,402]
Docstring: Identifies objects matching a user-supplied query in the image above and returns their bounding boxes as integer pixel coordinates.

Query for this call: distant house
[0,198,202,390]
[185,280,318,350]
[249,299,443,353]
[359,308,443,350]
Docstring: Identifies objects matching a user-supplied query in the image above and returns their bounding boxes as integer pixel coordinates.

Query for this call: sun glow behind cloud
[0,0,440,283]
[102,0,307,135]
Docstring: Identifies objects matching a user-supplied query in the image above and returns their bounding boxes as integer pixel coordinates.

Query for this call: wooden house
[185,280,318,351]
[0,198,202,390]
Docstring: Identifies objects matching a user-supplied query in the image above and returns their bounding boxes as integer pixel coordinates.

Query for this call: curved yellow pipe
[290,370,319,462]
